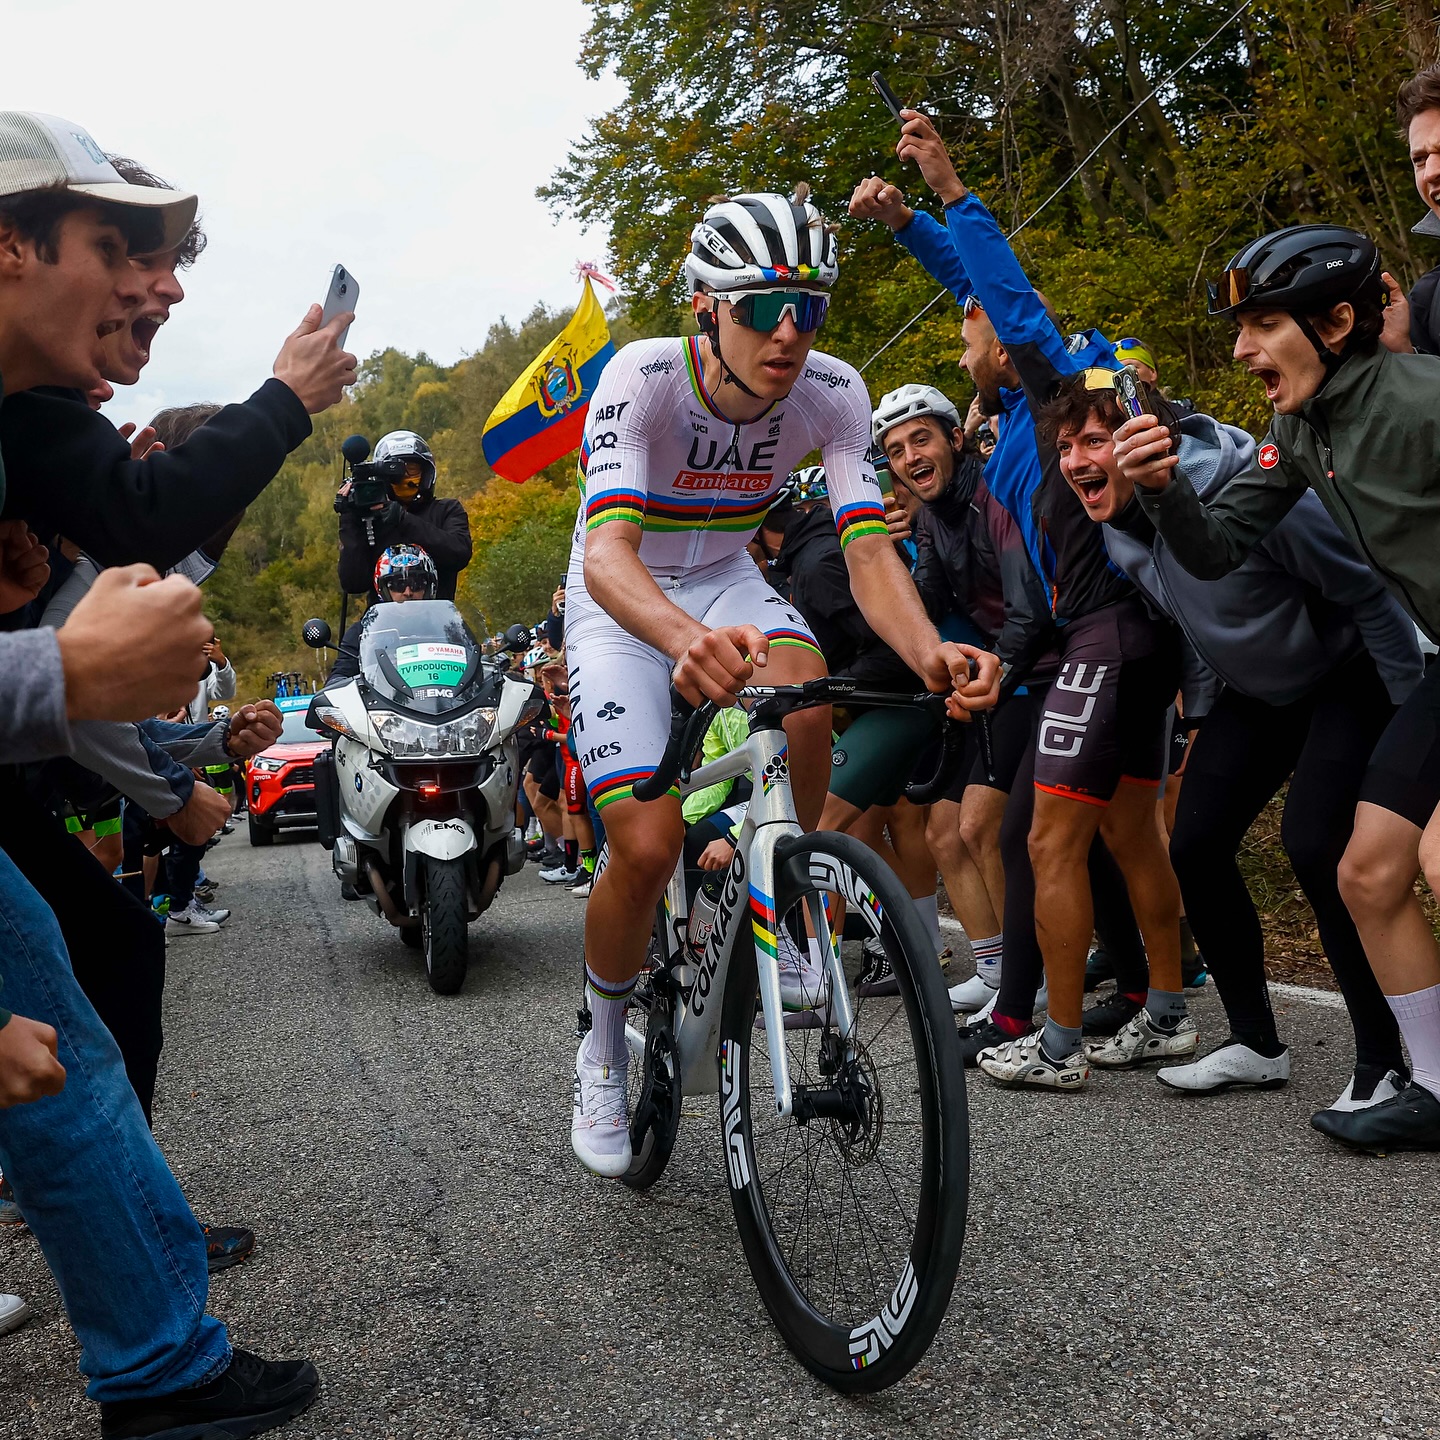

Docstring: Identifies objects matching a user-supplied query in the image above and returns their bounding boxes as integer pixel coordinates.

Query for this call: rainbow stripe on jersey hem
[589,768,679,811]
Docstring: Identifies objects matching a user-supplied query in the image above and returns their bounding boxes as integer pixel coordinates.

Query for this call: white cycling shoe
[777,929,827,1012]
[571,1037,632,1179]
[1156,1041,1290,1094]
[977,1030,1089,1090]
[1087,1011,1198,1069]
[948,971,998,1014]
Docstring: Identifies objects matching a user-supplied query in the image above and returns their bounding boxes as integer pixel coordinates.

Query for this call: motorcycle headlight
[369,708,496,758]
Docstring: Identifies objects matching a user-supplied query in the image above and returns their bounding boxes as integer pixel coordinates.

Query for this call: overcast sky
[7,0,624,425]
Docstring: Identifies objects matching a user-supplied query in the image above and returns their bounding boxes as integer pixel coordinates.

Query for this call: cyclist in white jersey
[567,187,1000,1177]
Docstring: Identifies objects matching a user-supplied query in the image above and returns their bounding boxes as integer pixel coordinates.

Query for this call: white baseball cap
[0,111,197,253]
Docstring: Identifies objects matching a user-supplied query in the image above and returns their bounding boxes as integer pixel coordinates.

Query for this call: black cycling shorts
[527,742,561,800]
[962,689,1045,797]
[829,704,941,811]
[1359,658,1440,829]
[1032,599,1179,807]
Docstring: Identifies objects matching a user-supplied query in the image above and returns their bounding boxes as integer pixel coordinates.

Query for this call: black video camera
[333,434,408,515]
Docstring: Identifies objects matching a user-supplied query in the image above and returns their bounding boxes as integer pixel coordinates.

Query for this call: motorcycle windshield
[357,600,483,716]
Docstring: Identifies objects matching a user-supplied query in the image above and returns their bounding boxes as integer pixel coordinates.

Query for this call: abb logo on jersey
[674,471,773,493]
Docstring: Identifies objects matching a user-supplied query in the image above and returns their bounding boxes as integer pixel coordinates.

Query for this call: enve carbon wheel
[621,904,682,1191]
[718,830,968,1393]
[421,855,469,995]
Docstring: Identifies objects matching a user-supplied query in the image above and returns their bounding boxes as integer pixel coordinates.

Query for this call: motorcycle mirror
[504,623,531,652]
[302,618,333,649]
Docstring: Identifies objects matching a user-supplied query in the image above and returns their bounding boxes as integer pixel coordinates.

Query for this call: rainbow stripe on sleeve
[834,499,889,549]
[584,489,647,531]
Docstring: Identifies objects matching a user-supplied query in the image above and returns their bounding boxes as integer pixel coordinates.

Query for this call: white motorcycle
[302,606,543,993]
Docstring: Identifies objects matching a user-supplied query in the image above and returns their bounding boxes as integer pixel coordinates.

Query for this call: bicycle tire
[621,902,682,1191]
[717,830,968,1393]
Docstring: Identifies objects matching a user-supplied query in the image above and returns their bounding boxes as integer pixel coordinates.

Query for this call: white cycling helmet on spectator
[683,186,839,294]
[872,384,963,445]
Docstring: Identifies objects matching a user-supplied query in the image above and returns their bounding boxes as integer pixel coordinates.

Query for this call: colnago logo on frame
[690,845,746,1018]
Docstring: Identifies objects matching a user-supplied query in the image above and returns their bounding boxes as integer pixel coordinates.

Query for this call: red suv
[247,700,327,845]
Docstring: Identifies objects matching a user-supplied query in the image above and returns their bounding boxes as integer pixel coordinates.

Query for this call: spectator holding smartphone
[0,110,320,1437]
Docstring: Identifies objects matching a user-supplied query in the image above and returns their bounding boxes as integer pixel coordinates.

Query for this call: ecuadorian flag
[481,275,616,484]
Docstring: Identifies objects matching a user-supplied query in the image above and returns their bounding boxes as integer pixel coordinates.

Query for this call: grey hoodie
[1103,412,1422,718]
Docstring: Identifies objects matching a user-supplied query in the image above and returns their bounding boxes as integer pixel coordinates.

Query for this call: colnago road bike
[594,677,970,1393]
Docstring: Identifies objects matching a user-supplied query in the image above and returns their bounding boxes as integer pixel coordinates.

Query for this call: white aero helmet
[872,384,963,445]
[373,430,437,493]
[683,188,839,293]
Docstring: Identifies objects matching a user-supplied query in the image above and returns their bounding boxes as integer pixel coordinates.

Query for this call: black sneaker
[100,1348,320,1439]
[856,939,897,997]
[1081,991,1143,1037]
[1311,1082,1440,1153]
[1083,948,1115,992]
[203,1224,256,1274]
[957,1016,1030,1068]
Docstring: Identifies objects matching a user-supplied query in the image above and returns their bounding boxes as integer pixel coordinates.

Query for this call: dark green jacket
[1120,345,1440,642]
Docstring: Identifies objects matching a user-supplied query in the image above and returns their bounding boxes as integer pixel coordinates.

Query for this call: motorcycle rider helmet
[374,544,438,600]
[373,430,437,499]
[872,384,963,445]
[782,465,829,505]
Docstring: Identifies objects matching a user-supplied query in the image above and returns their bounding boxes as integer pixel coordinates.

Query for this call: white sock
[912,893,943,954]
[1387,983,1440,1099]
[970,933,1003,988]
[584,965,636,1069]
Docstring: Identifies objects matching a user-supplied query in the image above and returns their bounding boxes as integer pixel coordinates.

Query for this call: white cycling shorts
[563,552,819,810]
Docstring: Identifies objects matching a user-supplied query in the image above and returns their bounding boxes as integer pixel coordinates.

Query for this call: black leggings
[993,691,1148,1025]
[1168,652,1403,1072]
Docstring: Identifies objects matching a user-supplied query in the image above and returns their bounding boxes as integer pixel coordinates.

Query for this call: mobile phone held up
[320,265,358,349]
[1113,365,1146,421]
[870,71,906,125]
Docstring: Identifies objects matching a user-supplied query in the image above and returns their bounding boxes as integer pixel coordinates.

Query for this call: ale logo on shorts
[1258,443,1280,470]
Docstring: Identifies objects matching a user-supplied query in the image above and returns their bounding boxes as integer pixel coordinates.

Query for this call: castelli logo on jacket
[1258,442,1280,470]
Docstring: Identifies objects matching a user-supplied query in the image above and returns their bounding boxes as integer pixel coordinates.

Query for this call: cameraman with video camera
[335,430,472,603]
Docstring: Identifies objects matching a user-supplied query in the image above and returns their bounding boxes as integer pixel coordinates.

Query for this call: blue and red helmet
[374,544,438,599]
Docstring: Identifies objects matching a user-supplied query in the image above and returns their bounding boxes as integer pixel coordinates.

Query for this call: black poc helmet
[1208,224,1383,318]
[1208,224,1384,372]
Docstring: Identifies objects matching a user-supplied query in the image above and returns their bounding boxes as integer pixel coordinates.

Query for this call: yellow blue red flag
[481,270,616,484]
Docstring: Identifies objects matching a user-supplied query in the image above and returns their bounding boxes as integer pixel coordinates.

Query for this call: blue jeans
[0,849,231,1402]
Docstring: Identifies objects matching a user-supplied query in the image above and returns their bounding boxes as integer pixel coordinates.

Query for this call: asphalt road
[5,830,1439,1440]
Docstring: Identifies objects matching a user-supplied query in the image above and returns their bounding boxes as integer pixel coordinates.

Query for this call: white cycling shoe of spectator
[0,1295,31,1337]
[571,1037,632,1178]
[949,971,998,1013]
[1156,1042,1291,1095]
[166,902,220,936]
[978,1031,1089,1090]
[1087,1012,1199,1069]
[1327,1068,1407,1113]
[777,928,827,1012]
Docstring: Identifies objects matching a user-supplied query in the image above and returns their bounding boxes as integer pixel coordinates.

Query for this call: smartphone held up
[870,71,906,125]
[321,264,359,348]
